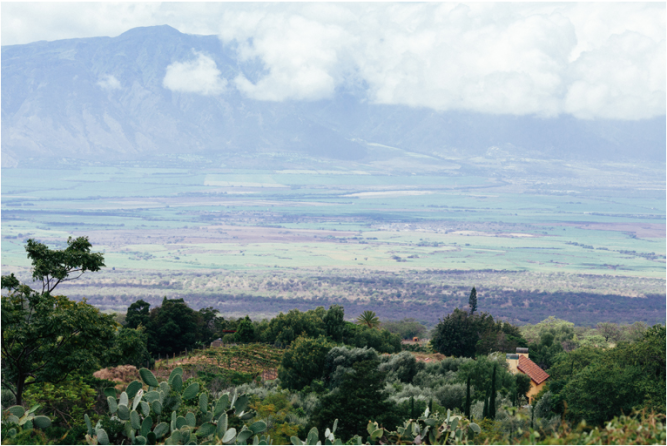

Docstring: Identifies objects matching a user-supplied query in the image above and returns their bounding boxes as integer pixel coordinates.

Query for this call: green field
[2,161,664,325]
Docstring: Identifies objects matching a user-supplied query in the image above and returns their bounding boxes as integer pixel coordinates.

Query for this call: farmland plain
[2,151,664,326]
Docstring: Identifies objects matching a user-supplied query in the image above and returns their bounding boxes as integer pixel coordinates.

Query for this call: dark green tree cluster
[545,324,666,425]
[431,308,526,358]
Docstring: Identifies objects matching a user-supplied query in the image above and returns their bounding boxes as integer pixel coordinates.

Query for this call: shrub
[379,351,423,384]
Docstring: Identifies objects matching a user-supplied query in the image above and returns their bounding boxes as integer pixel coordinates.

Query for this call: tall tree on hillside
[469,287,477,314]
[323,305,346,342]
[464,376,472,419]
[489,363,497,420]
[1,239,116,405]
[146,297,198,356]
[356,310,380,329]
[125,299,150,329]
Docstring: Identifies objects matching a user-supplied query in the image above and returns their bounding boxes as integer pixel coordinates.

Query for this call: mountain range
[2,25,665,168]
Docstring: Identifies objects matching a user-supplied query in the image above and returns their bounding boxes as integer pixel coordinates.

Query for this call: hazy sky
[2,3,665,120]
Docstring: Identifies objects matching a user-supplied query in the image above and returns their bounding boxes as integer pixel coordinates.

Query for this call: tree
[25,236,105,294]
[356,310,380,329]
[1,239,115,406]
[464,376,472,418]
[344,323,402,353]
[197,306,222,346]
[235,316,256,343]
[312,360,401,440]
[469,287,477,314]
[324,346,380,388]
[488,364,497,420]
[279,335,335,391]
[146,297,198,356]
[323,305,346,342]
[596,322,621,343]
[125,299,150,329]
[431,308,478,357]
[381,318,428,340]
[514,373,532,404]
[107,326,152,368]
[552,326,665,425]
[262,308,325,346]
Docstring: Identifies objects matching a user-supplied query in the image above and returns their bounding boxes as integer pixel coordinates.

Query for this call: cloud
[217,3,665,120]
[97,74,121,90]
[163,52,227,95]
[2,3,664,120]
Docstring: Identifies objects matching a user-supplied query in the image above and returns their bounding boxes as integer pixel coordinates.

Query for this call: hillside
[2,25,665,168]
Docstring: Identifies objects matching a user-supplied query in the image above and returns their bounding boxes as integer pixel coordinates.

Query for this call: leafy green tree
[514,373,532,404]
[378,351,422,384]
[596,322,621,343]
[107,326,152,368]
[356,310,380,329]
[235,315,256,343]
[124,299,150,329]
[343,323,402,353]
[381,318,428,340]
[25,236,105,294]
[197,306,222,346]
[324,346,380,388]
[312,360,401,440]
[561,325,666,425]
[468,287,477,314]
[431,308,478,357]
[146,297,198,356]
[527,331,564,370]
[323,305,346,342]
[1,239,116,406]
[279,335,335,391]
[262,308,325,346]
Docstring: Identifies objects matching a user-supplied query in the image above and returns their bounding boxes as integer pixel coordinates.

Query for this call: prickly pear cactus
[378,408,480,445]
[84,367,268,445]
[1,403,52,440]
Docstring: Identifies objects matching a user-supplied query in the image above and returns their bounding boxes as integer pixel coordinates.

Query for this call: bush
[378,351,423,384]
[1,389,16,409]
[434,383,467,411]
[323,346,379,388]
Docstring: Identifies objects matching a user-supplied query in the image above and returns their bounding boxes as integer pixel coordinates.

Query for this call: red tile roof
[517,355,549,385]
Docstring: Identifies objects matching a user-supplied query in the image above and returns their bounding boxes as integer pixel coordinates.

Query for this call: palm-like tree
[356,310,380,329]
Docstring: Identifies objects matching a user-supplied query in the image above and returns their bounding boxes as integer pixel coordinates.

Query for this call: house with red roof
[506,347,549,403]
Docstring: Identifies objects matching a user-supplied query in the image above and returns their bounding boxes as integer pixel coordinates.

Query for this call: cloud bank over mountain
[3,3,664,120]
[163,52,228,95]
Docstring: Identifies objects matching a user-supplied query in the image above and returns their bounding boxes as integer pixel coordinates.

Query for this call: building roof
[517,355,550,385]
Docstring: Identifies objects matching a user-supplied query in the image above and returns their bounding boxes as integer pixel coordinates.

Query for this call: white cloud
[217,3,665,120]
[163,52,227,95]
[2,3,664,120]
[97,74,121,90]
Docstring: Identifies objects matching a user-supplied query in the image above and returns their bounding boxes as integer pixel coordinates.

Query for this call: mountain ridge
[2,25,665,168]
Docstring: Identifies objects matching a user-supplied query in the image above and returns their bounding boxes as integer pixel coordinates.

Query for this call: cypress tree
[482,390,489,419]
[410,396,415,419]
[464,376,471,418]
[489,363,497,420]
[469,287,478,314]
